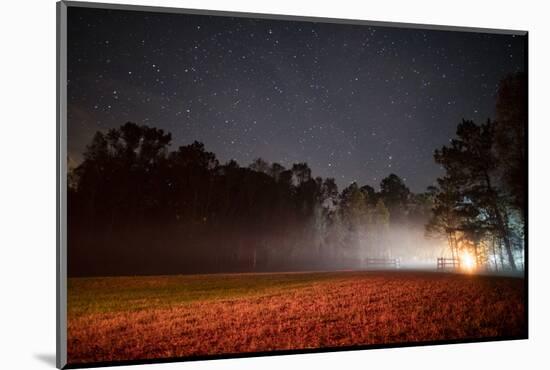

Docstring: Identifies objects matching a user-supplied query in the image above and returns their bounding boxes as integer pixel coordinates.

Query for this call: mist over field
[68,145,445,276]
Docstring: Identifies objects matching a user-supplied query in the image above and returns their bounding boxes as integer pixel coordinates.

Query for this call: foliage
[69,124,431,276]
[427,74,526,271]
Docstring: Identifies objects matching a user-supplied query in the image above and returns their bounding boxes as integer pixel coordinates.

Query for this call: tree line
[426,72,526,271]
[68,126,437,276]
[67,72,526,276]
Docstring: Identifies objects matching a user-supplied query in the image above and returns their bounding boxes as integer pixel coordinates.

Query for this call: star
[67,7,525,193]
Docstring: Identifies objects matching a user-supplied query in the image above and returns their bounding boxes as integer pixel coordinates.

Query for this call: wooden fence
[437,257,460,270]
[365,257,400,269]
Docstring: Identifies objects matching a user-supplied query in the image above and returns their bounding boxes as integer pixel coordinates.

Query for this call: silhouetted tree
[249,158,270,174]
[434,119,517,270]
[69,122,470,276]
[494,72,527,219]
[269,162,286,181]
[291,162,312,185]
[379,174,410,224]
[425,179,463,261]
[360,184,377,206]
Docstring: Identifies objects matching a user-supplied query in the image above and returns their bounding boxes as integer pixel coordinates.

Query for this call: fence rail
[437,257,460,270]
[365,257,400,269]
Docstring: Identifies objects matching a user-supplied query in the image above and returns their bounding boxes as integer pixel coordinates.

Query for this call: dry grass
[67,271,525,364]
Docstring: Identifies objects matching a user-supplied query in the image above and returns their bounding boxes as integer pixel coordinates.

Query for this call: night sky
[67,6,526,192]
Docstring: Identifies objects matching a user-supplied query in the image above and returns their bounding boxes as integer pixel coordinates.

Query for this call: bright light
[460,251,476,271]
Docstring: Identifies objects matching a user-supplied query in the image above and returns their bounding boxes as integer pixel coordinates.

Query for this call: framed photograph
[57,1,528,368]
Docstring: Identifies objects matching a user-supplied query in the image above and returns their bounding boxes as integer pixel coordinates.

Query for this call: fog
[68,123,524,277]
[68,189,522,277]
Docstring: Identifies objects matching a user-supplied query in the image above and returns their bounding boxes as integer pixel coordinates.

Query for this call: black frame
[56,1,529,368]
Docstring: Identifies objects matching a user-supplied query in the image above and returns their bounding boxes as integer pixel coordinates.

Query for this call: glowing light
[460,251,476,272]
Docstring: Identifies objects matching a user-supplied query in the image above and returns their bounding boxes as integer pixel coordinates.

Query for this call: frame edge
[62,0,527,36]
[57,1,68,368]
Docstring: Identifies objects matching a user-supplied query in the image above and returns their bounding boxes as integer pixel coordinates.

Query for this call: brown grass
[67,271,525,364]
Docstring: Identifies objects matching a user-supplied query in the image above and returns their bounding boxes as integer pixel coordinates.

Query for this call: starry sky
[67,6,526,192]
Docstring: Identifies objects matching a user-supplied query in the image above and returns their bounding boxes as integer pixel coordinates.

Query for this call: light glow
[460,251,476,272]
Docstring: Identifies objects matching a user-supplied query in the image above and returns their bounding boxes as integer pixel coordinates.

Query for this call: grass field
[67,271,526,364]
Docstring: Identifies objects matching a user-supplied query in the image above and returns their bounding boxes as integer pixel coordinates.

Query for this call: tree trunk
[503,234,516,270]
[498,238,505,270]
[451,232,458,261]
[484,172,517,271]
[491,236,499,272]
[447,233,455,261]
[495,210,517,271]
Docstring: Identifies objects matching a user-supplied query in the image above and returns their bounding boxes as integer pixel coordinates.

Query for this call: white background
[1,0,548,369]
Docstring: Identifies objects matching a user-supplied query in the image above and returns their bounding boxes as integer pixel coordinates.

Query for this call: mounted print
[57,1,528,368]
